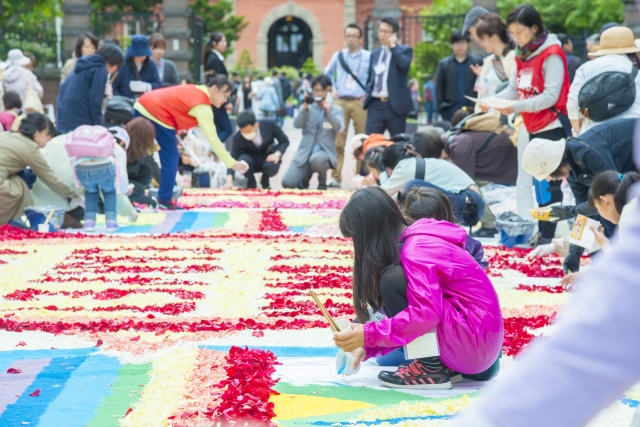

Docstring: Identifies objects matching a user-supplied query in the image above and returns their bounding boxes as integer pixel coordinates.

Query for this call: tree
[90,0,159,12]
[0,0,61,31]
[190,0,248,55]
[300,57,320,76]
[234,48,257,76]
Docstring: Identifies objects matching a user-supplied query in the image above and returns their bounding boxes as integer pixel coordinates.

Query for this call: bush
[300,57,320,76]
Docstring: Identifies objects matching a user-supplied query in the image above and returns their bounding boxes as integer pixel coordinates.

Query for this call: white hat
[109,126,130,150]
[6,49,31,67]
[264,76,274,86]
[522,138,567,181]
[349,134,368,153]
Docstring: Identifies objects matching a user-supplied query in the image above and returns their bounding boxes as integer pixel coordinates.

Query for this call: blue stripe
[0,354,89,426]
[0,348,96,373]
[622,398,640,408]
[309,415,451,425]
[118,225,156,234]
[190,212,217,231]
[36,354,121,427]
[200,346,338,358]
[170,211,199,233]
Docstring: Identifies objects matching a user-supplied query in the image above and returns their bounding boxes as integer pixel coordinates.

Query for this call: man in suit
[435,30,481,122]
[282,75,345,190]
[364,17,413,136]
[225,110,290,189]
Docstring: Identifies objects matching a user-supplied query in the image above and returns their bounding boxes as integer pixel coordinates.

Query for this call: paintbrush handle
[309,290,341,332]
[43,209,55,227]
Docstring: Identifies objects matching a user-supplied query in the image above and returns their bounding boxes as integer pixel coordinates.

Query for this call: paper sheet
[569,214,602,253]
[466,95,517,109]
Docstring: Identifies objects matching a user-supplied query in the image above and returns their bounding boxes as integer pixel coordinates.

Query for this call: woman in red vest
[480,4,570,245]
[133,76,248,209]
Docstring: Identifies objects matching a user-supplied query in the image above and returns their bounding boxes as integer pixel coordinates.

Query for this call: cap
[462,6,489,36]
[108,126,130,150]
[522,138,567,181]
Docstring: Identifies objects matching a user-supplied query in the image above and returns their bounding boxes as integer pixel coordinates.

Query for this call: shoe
[471,227,498,238]
[62,213,83,229]
[327,180,341,188]
[83,219,96,232]
[318,183,327,191]
[106,220,119,233]
[448,369,463,384]
[378,359,452,390]
[128,210,138,223]
[158,200,184,210]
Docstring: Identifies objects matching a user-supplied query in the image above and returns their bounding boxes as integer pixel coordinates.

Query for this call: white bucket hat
[522,138,567,181]
[6,49,31,67]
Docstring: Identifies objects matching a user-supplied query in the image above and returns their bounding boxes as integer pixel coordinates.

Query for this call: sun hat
[599,22,620,36]
[6,49,31,67]
[522,138,567,181]
[589,26,640,57]
[108,126,130,150]
[462,6,489,36]
[126,35,153,58]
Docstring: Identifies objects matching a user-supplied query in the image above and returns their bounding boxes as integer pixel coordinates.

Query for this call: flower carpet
[0,189,638,426]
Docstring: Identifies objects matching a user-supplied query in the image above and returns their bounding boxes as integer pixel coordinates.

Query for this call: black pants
[531,126,567,240]
[365,98,407,137]
[238,153,281,188]
[127,161,158,207]
[380,265,410,317]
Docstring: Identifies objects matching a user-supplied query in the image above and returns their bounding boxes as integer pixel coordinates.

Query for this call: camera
[304,94,315,104]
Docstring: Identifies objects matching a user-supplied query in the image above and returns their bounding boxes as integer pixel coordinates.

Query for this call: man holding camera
[324,23,371,188]
[281,75,345,190]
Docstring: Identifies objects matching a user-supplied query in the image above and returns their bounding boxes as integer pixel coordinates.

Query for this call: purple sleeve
[466,235,489,269]
[452,189,640,427]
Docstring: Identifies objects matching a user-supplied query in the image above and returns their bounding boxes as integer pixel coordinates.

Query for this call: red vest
[515,44,570,134]
[137,85,211,131]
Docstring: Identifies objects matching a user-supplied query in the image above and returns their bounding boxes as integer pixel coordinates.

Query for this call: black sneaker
[471,227,498,238]
[158,200,184,211]
[318,183,327,191]
[378,359,452,390]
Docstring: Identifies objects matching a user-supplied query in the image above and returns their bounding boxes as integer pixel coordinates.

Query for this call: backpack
[450,111,505,135]
[578,67,638,122]
[65,125,115,159]
[424,85,434,102]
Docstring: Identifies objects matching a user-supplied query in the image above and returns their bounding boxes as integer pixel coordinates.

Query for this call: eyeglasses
[345,34,361,39]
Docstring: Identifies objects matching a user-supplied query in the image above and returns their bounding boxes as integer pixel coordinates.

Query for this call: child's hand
[560,272,580,288]
[333,323,364,353]
[351,348,366,370]
[590,223,610,251]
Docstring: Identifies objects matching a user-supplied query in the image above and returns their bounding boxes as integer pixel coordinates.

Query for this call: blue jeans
[75,164,116,221]
[134,111,179,203]
[424,101,437,123]
[213,106,234,142]
[404,179,485,226]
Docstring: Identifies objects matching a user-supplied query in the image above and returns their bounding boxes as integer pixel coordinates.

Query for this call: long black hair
[403,186,455,224]
[339,187,406,322]
[506,4,545,36]
[589,170,640,214]
[18,113,55,140]
[381,143,417,170]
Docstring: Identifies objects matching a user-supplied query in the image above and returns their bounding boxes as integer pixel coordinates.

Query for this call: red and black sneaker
[378,359,452,390]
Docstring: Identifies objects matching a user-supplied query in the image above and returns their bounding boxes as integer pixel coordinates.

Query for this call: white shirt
[213,49,225,62]
[372,47,392,98]
[567,54,640,134]
[381,157,475,197]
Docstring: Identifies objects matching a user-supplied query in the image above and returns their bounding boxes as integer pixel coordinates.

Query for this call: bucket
[24,205,66,232]
[495,212,536,248]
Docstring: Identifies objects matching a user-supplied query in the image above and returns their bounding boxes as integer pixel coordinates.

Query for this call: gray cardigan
[159,58,180,86]
[291,103,344,168]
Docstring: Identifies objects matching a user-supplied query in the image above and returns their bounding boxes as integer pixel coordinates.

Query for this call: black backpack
[578,67,638,121]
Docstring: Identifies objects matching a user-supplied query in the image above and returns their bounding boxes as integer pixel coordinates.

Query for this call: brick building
[228,0,429,71]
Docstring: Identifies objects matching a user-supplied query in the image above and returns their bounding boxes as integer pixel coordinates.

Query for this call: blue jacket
[112,54,162,99]
[258,85,280,112]
[56,54,108,134]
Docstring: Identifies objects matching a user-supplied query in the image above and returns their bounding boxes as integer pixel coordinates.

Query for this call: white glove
[528,243,556,259]
[104,83,113,99]
[129,80,150,93]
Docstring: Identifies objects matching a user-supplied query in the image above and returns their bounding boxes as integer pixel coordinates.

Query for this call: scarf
[516,31,548,61]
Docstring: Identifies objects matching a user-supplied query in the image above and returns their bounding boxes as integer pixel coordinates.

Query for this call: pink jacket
[363,218,504,374]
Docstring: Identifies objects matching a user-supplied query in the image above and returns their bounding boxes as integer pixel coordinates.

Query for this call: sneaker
[448,369,463,384]
[378,359,452,390]
[327,180,341,188]
[106,220,119,233]
[471,227,498,238]
[83,219,96,232]
[128,210,138,223]
[158,200,184,210]
[318,183,327,191]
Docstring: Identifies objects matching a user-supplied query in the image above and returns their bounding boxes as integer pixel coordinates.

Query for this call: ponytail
[203,31,225,63]
[614,172,640,214]
[589,170,640,214]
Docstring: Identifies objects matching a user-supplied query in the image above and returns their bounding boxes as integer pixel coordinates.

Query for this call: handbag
[23,69,43,113]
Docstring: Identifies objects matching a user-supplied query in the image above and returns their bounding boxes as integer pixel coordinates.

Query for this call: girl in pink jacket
[335,186,503,389]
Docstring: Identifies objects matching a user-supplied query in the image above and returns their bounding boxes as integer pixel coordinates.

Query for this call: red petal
[29,388,41,397]
[7,368,22,374]
[124,408,132,417]
[96,339,103,347]
[252,331,265,338]
[146,314,155,319]
[130,336,140,342]
[16,341,26,347]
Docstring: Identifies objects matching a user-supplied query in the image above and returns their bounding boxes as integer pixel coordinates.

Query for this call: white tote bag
[23,69,43,113]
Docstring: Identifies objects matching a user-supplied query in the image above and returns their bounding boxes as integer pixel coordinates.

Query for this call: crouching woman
[335,186,503,389]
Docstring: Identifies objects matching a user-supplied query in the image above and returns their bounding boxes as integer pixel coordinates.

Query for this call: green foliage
[300,57,320,76]
[90,0,159,12]
[233,48,256,75]
[269,65,299,80]
[191,0,248,56]
[563,0,625,34]
[0,0,61,31]
[418,0,471,16]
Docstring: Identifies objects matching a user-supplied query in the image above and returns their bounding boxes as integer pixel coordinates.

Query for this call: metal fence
[93,12,164,49]
[0,28,60,68]
[191,15,205,84]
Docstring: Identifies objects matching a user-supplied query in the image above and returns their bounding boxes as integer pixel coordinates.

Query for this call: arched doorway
[267,16,312,69]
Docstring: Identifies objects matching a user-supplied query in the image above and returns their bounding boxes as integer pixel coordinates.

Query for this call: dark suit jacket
[364,44,413,116]
[205,52,228,77]
[230,119,290,159]
[435,54,481,114]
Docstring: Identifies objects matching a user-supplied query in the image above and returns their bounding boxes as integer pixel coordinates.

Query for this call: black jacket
[435,54,482,114]
[364,44,413,116]
[566,118,637,204]
[205,51,228,77]
[231,119,289,159]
